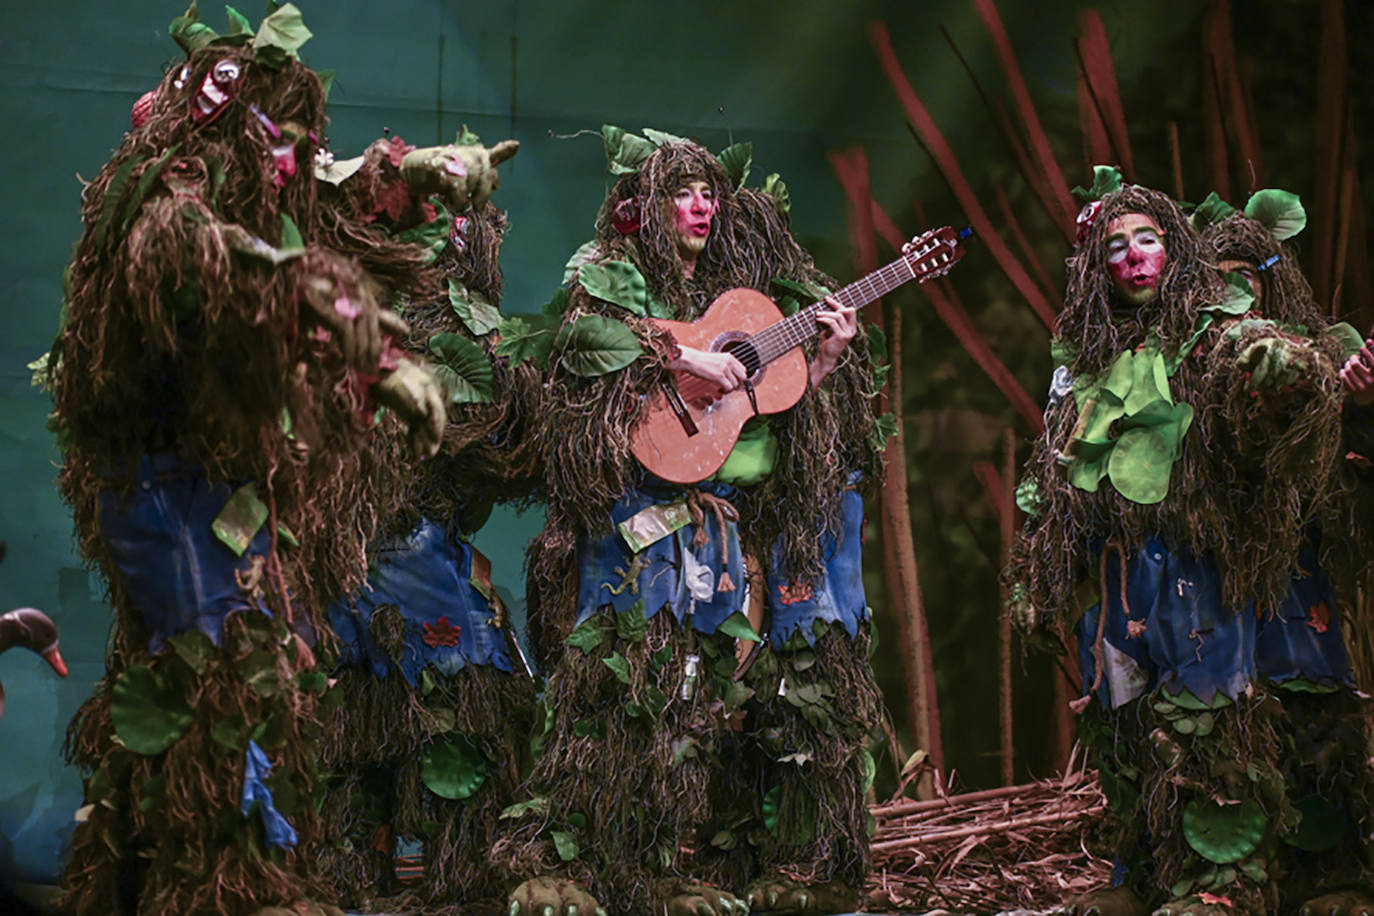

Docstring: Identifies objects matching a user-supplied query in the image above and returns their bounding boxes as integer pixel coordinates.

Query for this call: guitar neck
[749,257,924,367]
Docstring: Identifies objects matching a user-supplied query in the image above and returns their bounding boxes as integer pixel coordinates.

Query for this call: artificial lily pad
[429,332,493,404]
[578,260,648,316]
[420,733,489,801]
[112,665,194,755]
[554,315,643,377]
[1182,798,1266,864]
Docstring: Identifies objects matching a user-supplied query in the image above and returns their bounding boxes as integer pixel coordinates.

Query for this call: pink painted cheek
[1139,246,1166,285]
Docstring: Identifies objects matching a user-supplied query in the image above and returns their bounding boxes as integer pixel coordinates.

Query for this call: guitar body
[630,288,808,484]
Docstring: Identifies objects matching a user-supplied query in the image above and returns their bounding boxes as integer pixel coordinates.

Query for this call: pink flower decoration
[333,296,361,320]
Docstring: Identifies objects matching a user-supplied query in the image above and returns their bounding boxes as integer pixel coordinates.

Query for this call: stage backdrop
[0,0,1176,882]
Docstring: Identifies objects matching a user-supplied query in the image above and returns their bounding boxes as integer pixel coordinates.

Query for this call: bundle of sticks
[865,750,1113,913]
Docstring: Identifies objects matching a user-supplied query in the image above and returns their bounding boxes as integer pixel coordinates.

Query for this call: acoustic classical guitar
[630,225,968,483]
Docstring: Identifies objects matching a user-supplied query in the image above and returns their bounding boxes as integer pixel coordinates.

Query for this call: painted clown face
[1104,212,1166,306]
[671,179,716,260]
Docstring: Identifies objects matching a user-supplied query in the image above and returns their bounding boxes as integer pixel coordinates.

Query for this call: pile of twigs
[866,750,1113,913]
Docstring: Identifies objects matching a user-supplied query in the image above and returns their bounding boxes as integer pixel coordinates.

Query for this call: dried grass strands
[865,755,1112,913]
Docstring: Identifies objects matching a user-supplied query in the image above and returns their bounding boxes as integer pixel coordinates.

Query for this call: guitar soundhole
[721,340,761,376]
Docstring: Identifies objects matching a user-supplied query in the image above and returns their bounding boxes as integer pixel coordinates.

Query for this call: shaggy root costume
[1008,178,1373,914]
[491,134,886,916]
[317,148,540,913]
[50,9,460,915]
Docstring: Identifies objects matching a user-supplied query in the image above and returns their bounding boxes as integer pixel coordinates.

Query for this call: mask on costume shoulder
[191,58,244,124]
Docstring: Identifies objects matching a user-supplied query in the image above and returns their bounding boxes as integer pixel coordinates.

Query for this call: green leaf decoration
[499,796,549,820]
[1014,477,1041,516]
[544,286,572,320]
[866,324,889,362]
[616,601,648,641]
[420,733,489,800]
[1070,165,1124,205]
[1182,798,1266,864]
[550,829,579,861]
[221,5,255,42]
[577,260,649,316]
[251,2,312,65]
[643,127,690,147]
[495,315,557,370]
[394,199,452,263]
[762,785,782,833]
[646,292,674,319]
[762,173,791,215]
[871,412,899,449]
[564,616,606,653]
[718,142,753,190]
[120,145,182,236]
[717,611,761,643]
[1190,190,1238,230]
[563,240,601,286]
[168,630,215,675]
[170,2,220,54]
[93,155,145,250]
[1327,321,1365,359]
[279,212,304,251]
[454,124,481,145]
[573,718,606,738]
[771,276,833,304]
[428,333,494,404]
[27,352,51,391]
[1215,273,1257,315]
[1244,188,1306,241]
[112,665,194,755]
[859,749,876,794]
[602,652,632,685]
[1106,405,1192,504]
[316,68,335,100]
[554,315,643,377]
[212,482,268,556]
[600,124,654,175]
[211,714,246,751]
[448,279,502,336]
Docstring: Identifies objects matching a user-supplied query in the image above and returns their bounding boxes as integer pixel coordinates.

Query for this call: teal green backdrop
[0,0,1203,883]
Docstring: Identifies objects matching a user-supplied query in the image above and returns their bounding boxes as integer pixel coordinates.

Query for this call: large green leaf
[718,142,753,190]
[555,315,643,377]
[601,124,654,175]
[616,601,648,641]
[602,652,632,685]
[394,200,452,264]
[564,615,606,653]
[420,733,489,800]
[551,829,579,861]
[643,127,690,147]
[1244,188,1306,241]
[170,2,220,54]
[251,2,312,66]
[578,260,648,316]
[495,315,557,370]
[762,173,791,215]
[1107,406,1191,504]
[212,482,268,556]
[1070,165,1124,205]
[429,333,493,404]
[717,611,761,643]
[168,630,215,675]
[221,6,255,43]
[112,666,194,755]
[1190,190,1238,230]
[448,279,502,336]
